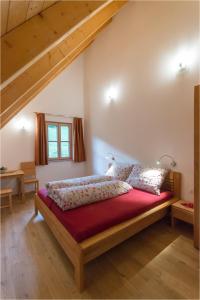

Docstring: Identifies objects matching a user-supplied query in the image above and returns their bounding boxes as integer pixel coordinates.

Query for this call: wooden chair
[0,188,13,213]
[21,162,39,193]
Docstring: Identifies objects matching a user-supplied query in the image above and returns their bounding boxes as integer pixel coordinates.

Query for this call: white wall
[1,1,199,199]
[0,55,86,191]
[84,1,200,200]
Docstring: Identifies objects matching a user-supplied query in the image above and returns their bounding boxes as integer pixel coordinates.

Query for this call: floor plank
[0,194,199,299]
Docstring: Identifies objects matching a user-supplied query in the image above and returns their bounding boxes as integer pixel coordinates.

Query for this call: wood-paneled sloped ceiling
[0,0,127,128]
[1,0,58,36]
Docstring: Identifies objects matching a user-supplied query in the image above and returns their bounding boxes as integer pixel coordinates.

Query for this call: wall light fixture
[105,152,116,162]
[105,152,116,169]
[106,86,118,103]
[16,118,31,131]
[175,47,196,73]
[156,154,177,168]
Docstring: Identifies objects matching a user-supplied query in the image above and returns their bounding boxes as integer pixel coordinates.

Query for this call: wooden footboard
[34,194,179,291]
[35,195,85,290]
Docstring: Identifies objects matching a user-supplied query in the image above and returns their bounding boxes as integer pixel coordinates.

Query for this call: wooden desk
[0,170,25,200]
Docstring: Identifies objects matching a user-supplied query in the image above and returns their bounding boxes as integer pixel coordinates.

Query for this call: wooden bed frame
[34,171,181,291]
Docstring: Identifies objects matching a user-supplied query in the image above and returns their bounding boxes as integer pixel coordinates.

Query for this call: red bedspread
[38,188,172,242]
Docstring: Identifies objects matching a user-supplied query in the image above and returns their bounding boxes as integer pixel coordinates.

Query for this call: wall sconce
[167,44,198,77]
[176,48,192,73]
[156,154,177,168]
[16,118,31,131]
[105,152,115,162]
[106,87,118,103]
[105,153,115,168]
[178,61,187,72]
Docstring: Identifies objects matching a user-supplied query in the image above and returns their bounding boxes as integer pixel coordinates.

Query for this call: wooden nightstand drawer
[172,206,193,224]
[171,200,194,227]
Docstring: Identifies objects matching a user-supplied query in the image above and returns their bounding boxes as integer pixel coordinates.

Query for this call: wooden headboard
[162,171,181,199]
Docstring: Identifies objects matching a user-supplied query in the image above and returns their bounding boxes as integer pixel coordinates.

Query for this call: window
[46,122,72,160]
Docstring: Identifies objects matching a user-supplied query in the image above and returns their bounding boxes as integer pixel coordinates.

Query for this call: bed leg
[74,259,84,292]
[34,194,38,215]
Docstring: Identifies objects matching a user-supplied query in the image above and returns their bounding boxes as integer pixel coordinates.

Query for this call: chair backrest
[21,161,36,178]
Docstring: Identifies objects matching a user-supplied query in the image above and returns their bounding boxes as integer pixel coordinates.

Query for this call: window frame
[46,121,72,161]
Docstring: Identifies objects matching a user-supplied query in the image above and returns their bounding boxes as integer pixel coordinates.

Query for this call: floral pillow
[49,180,133,211]
[106,163,134,181]
[126,165,168,195]
[46,175,113,191]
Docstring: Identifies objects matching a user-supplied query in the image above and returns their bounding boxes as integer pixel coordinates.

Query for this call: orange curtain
[73,117,86,162]
[35,113,48,165]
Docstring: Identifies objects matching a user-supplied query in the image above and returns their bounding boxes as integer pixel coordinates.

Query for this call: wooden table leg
[18,178,21,197]
[171,215,176,227]
[9,193,12,213]
[34,194,38,215]
[20,175,25,201]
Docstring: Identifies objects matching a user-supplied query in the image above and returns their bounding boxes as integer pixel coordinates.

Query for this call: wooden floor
[1,193,199,299]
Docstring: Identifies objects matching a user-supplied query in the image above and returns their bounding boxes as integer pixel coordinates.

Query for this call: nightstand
[171,200,194,227]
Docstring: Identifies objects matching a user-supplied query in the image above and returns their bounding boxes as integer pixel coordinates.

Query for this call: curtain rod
[34,112,83,119]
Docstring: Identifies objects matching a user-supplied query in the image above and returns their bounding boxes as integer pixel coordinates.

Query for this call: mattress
[38,188,173,242]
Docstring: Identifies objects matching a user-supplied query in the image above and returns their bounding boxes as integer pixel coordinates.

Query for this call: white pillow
[106,163,134,181]
[126,165,168,195]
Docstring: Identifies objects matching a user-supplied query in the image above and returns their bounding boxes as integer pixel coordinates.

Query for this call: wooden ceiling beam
[0,1,127,128]
[1,1,105,82]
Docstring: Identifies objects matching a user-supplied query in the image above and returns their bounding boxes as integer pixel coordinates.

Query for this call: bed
[34,171,181,291]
